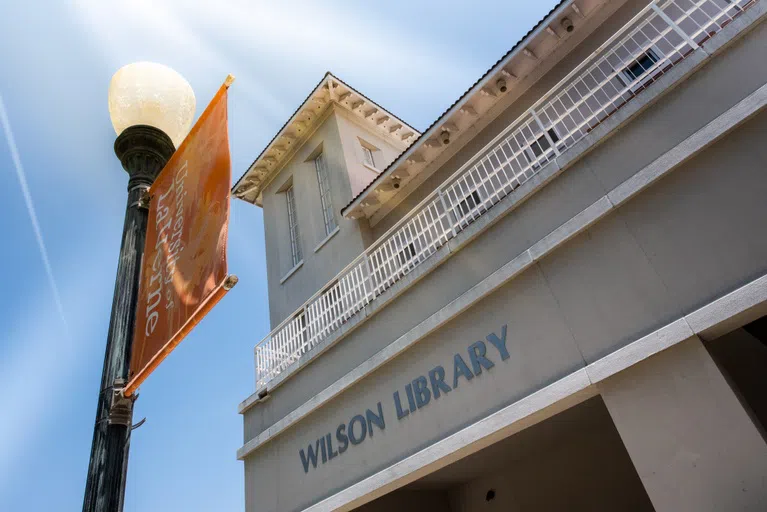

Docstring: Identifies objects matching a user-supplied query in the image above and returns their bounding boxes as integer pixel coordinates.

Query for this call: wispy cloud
[0,94,69,334]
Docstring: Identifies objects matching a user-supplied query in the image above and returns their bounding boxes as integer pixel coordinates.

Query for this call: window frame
[314,153,337,236]
[397,242,417,268]
[523,128,560,170]
[285,185,303,268]
[362,145,376,168]
[617,48,661,92]
[456,189,482,219]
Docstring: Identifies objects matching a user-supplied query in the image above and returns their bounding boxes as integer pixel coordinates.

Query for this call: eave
[232,72,420,206]
[341,0,604,222]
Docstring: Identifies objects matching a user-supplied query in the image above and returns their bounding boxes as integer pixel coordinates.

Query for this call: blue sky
[0,1,559,510]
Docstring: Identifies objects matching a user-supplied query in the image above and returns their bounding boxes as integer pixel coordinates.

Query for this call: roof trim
[232,72,420,205]
[232,72,329,193]
[341,0,575,217]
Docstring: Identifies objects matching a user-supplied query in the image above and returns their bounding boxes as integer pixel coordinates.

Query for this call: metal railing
[254,0,754,389]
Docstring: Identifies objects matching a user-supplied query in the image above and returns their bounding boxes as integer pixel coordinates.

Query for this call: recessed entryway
[356,396,653,511]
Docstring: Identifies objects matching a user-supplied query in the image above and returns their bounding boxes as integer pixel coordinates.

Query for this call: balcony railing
[254,0,754,389]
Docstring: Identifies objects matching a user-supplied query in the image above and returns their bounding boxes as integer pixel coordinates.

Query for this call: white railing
[255,0,754,389]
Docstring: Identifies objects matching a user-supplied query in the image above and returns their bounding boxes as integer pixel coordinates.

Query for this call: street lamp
[108,62,196,148]
[83,62,195,512]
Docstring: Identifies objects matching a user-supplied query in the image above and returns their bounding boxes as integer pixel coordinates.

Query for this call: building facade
[234,0,767,510]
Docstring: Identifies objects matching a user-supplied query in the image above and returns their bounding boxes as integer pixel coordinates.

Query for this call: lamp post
[83,62,195,512]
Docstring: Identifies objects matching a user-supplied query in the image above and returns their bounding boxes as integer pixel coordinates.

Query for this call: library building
[234,0,767,510]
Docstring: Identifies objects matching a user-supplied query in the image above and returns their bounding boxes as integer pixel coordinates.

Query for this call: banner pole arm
[123,275,238,397]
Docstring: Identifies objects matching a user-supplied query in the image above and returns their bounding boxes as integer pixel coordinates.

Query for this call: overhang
[232,72,420,206]
[340,0,606,222]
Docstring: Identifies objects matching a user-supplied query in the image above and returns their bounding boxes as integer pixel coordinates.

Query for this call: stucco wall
[598,337,767,510]
[334,107,405,198]
[243,5,767,512]
[245,11,767,442]
[261,111,369,327]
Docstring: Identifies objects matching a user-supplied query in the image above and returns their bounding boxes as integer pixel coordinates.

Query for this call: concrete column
[598,336,767,511]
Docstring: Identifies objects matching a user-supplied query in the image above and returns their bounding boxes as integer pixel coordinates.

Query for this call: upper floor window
[362,145,375,168]
[397,242,417,267]
[456,190,482,219]
[360,139,380,169]
[621,49,659,84]
[285,186,302,267]
[314,153,337,235]
[523,128,560,170]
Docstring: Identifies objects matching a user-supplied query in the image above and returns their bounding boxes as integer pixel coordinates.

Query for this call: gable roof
[232,72,420,206]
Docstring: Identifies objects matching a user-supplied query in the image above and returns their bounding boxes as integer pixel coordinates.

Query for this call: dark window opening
[456,190,482,218]
[397,242,417,266]
[325,280,343,318]
[524,128,560,167]
[295,312,307,342]
[623,49,659,82]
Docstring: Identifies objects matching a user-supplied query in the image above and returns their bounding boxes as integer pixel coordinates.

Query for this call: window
[286,186,302,267]
[456,190,482,218]
[621,49,659,84]
[314,153,337,235]
[397,242,417,267]
[293,312,307,344]
[323,280,344,322]
[362,145,375,168]
[523,128,560,169]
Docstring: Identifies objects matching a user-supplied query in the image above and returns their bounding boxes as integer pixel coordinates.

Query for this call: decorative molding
[113,125,175,189]
[233,74,420,205]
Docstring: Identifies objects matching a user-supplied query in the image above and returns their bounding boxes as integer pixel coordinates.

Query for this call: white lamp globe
[108,62,196,148]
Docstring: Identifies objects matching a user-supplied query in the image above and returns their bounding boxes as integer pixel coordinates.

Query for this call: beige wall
[259,104,407,328]
[599,337,767,511]
[243,2,767,510]
[260,110,369,327]
[334,107,406,198]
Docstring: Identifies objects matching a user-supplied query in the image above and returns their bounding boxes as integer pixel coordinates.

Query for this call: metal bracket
[138,189,151,210]
[223,274,239,290]
[108,379,136,427]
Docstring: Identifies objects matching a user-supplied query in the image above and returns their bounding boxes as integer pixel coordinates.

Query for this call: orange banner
[126,78,234,396]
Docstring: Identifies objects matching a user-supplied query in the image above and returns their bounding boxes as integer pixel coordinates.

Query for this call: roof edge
[232,72,421,204]
[341,0,575,217]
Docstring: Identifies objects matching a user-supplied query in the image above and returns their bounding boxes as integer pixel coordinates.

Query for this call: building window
[456,190,481,218]
[523,128,560,168]
[362,145,375,168]
[323,280,344,321]
[622,49,659,83]
[286,186,302,267]
[314,153,337,235]
[397,242,417,267]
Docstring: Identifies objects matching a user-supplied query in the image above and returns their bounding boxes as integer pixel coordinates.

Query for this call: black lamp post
[82,63,195,512]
